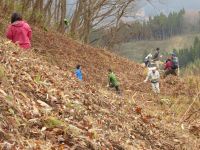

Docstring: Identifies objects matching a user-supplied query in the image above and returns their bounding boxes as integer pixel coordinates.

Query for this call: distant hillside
[113,34,200,62]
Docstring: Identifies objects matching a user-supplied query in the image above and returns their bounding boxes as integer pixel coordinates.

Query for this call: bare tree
[57,0,67,32]
[0,0,159,45]
[70,0,138,43]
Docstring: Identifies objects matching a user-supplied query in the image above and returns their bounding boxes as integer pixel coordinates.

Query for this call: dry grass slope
[0,37,190,149]
[0,16,199,149]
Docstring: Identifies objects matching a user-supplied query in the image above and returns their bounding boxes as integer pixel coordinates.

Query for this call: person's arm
[152,53,156,59]
[177,57,179,67]
[75,70,78,78]
[144,73,150,82]
[153,52,158,60]
[27,29,32,41]
[6,25,13,40]
[80,70,83,80]
[26,24,32,41]
[108,75,111,85]
[157,72,160,81]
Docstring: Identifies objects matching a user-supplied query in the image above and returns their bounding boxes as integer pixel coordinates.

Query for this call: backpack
[172,57,178,69]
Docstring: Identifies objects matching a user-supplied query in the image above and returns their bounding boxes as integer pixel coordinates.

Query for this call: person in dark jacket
[75,65,83,81]
[6,13,32,49]
[152,48,160,68]
[152,48,160,60]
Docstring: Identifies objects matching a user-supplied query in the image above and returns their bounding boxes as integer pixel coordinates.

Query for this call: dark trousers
[164,69,177,78]
[144,60,150,67]
[110,84,119,92]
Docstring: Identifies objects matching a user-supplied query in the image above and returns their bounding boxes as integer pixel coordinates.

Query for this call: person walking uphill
[75,65,83,81]
[171,52,179,75]
[152,48,160,69]
[144,67,160,94]
[108,69,120,93]
[6,13,32,49]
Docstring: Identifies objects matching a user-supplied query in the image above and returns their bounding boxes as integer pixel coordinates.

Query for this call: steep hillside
[0,37,193,149]
[0,15,194,97]
[31,27,193,98]
[0,18,199,149]
[32,27,145,91]
[31,28,200,149]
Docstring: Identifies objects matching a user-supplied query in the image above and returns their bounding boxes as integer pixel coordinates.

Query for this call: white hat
[148,67,157,71]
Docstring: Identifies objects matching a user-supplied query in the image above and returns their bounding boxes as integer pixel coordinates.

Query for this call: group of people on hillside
[143,48,179,94]
[144,48,160,68]
[75,65,120,93]
[6,13,120,94]
[5,12,180,95]
[163,53,179,78]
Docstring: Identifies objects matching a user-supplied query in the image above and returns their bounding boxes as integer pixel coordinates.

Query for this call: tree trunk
[57,0,67,33]
[70,0,83,38]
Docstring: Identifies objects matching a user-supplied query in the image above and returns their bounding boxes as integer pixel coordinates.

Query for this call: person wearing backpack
[171,53,179,75]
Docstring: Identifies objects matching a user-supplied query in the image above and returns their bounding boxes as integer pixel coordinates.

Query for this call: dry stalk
[179,92,200,124]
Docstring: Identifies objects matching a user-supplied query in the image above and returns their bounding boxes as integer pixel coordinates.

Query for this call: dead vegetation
[0,19,199,148]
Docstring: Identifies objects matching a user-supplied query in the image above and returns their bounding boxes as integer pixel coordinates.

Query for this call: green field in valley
[113,34,200,62]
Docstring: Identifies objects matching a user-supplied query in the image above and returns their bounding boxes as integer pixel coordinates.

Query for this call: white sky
[142,0,200,16]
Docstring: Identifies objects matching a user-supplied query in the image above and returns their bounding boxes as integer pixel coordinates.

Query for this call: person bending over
[108,69,120,93]
[6,12,32,49]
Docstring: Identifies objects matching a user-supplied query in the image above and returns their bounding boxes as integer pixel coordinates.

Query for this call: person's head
[172,53,176,57]
[108,69,112,73]
[76,65,81,69]
[171,52,176,57]
[152,67,157,73]
[11,12,22,23]
[156,48,160,51]
[166,58,171,62]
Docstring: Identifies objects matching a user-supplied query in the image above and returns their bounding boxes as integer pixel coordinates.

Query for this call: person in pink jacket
[6,13,32,49]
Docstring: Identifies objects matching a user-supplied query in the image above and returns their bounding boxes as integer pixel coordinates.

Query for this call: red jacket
[164,61,173,70]
[6,21,32,49]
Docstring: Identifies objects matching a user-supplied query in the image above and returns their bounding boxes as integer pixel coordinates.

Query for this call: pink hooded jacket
[6,21,32,49]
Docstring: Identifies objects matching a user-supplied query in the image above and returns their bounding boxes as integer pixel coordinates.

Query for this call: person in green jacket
[64,18,70,27]
[108,69,120,92]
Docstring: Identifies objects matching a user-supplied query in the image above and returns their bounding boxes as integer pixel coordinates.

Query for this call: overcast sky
[67,0,200,19]
[142,0,200,16]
